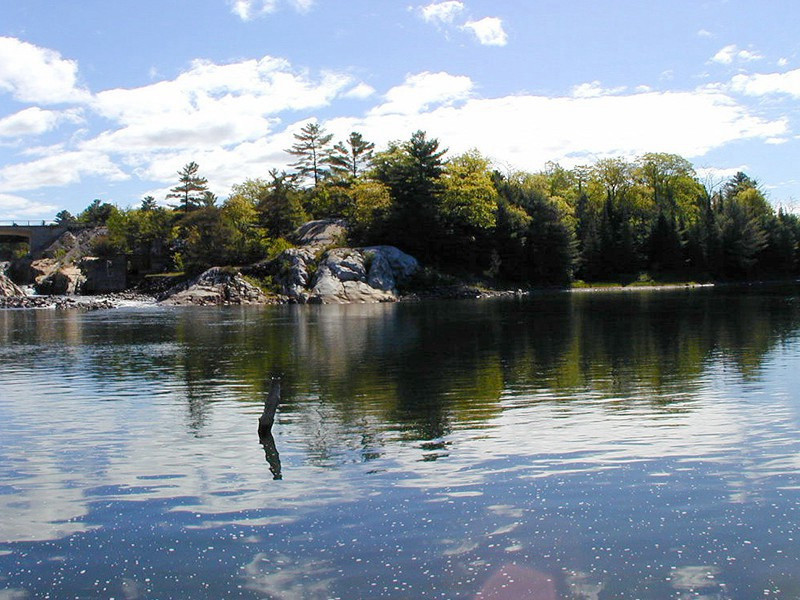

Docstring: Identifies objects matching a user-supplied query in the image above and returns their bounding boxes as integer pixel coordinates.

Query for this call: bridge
[0,221,72,256]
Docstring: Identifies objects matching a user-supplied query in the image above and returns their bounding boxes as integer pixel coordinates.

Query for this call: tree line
[54,123,800,284]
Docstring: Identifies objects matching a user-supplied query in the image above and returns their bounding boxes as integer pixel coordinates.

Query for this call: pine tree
[286,122,333,187]
[167,162,209,212]
[328,131,375,178]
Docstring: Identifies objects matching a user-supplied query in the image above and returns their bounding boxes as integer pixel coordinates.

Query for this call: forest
[52,124,800,286]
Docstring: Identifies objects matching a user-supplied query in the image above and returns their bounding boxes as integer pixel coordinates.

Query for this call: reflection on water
[2,287,800,598]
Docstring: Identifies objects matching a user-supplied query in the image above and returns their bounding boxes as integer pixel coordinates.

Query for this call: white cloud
[462,17,508,46]
[0,150,128,192]
[89,56,356,152]
[0,107,82,138]
[335,81,786,173]
[778,58,789,67]
[420,1,464,25]
[0,37,89,104]
[697,29,713,38]
[711,44,763,65]
[228,0,313,21]
[731,68,800,97]
[571,81,626,98]
[0,193,59,219]
[343,82,376,100]
[369,71,473,116]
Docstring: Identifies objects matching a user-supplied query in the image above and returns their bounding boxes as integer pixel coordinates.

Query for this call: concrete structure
[0,221,71,257]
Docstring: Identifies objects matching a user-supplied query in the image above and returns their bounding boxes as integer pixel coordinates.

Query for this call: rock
[159,267,271,306]
[36,264,85,295]
[293,219,347,248]
[41,227,108,262]
[0,273,26,297]
[307,246,417,304]
[278,248,316,298]
[363,245,419,280]
[241,222,419,305]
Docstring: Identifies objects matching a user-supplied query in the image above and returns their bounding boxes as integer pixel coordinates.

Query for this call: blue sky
[1,0,799,218]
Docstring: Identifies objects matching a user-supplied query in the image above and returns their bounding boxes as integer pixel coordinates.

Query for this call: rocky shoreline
[0,291,156,311]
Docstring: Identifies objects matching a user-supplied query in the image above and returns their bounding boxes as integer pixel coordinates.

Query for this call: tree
[79,199,117,226]
[255,170,309,237]
[328,131,375,178]
[286,122,333,187]
[55,210,77,225]
[372,130,447,260]
[440,150,498,232]
[141,196,158,211]
[167,162,209,213]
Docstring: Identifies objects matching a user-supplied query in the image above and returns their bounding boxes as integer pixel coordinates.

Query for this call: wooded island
[17,124,800,290]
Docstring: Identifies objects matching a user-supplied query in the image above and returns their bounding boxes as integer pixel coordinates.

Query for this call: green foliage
[440,150,498,231]
[90,234,117,258]
[55,210,77,225]
[342,180,392,242]
[286,122,333,187]
[79,199,117,226]
[167,162,209,213]
[328,131,375,179]
[373,130,447,260]
[173,207,231,273]
[47,140,798,288]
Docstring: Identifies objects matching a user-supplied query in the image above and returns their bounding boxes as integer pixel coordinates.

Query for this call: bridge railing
[0,220,59,227]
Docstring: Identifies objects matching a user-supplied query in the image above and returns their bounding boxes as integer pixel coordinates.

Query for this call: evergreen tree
[256,169,309,237]
[286,122,333,186]
[373,131,447,260]
[141,196,158,211]
[167,162,209,213]
[328,131,375,178]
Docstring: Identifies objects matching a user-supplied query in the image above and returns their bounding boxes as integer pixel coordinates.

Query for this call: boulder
[307,246,418,304]
[293,219,347,248]
[0,273,26,297]
[160,267,270,306]
[36,264,85,295]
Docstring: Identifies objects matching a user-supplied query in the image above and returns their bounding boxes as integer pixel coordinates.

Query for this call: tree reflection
[15,287,797,463]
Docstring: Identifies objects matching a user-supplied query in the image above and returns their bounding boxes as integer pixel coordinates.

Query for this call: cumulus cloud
[420,1,465,25]
[343,82,376,100]
[228,0,313,21]
[331,80,786,172]
[0,107,82,138]
[0,37,89,104]
[369,71,473,116]
[90,56,356,152]
[0,193,59,219]
[462,17,508,47]
[711,44,763,65]
[730,68,800,97]
[0,150,128,192]
[571,81,627,98]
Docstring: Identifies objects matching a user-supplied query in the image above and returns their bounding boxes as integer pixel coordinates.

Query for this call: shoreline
[3,278,800,311]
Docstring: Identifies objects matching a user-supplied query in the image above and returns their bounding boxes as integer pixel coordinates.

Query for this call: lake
[2,287,800,599]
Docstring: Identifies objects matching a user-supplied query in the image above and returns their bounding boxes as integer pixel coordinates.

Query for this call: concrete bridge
[0,221,71,256]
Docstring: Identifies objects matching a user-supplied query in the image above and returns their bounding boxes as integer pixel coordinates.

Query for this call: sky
[0,0,799,219]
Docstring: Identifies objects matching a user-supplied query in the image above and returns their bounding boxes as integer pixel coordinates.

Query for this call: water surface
[2,288,800,598]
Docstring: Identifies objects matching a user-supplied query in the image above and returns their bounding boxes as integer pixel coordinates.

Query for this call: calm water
[2,288,800,599]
